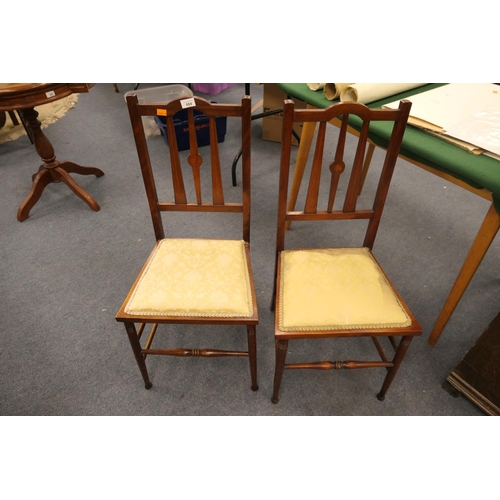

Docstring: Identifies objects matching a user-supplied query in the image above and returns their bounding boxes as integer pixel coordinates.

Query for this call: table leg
[429,202,500,346]
[17,168,54,221]
[285,111,317,231]
[359,142,376,195]
[16,107,104,222]
[54,167,101,211]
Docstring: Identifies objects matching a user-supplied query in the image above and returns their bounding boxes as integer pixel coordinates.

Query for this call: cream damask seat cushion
[125,239,253,318]
[279,247,411,332]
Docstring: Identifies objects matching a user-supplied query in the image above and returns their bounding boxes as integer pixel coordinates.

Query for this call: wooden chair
[116,94,258,392]
[271,98,422,404]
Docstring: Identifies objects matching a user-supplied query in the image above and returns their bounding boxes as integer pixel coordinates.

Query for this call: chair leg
[247,325,258,391]
[271,339,289,404]
[377,335,413,401]
[124,322,152,389]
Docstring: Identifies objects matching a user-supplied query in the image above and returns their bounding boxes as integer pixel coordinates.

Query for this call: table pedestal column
[16,107,104,222]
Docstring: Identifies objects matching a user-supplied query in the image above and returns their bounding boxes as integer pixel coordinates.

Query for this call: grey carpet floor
[1,83,499,416]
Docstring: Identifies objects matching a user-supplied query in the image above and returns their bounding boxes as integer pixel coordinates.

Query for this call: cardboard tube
[340,83,426,104]
[324,83,354,100]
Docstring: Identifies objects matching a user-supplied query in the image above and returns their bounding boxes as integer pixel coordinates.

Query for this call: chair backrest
[126,94,252,242]
[276,99,412,252]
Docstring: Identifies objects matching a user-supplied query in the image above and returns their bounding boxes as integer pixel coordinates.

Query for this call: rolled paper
[340,83,426,104]
[307,83,326,91]
[324,83,354,100]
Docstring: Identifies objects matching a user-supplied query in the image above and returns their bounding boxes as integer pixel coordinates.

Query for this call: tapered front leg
[271,339,289,404]
[124,322,152,389]
[377,335,413,401]
[247,325,258,391]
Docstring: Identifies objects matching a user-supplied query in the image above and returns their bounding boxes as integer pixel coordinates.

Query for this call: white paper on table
[384,83,500,157]
[340,83,426,104]
[445,107,500,157]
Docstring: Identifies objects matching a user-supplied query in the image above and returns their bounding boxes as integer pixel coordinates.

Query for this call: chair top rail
[292,99,409,123]
[129,95,249,118]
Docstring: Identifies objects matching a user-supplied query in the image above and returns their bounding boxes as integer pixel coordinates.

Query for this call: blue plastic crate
[154,108,227,151]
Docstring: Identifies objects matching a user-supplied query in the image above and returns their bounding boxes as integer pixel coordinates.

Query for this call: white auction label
[45,91,56,98]
[180,98,196,109]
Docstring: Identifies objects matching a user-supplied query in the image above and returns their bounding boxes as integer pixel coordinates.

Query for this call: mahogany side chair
[116,94,258,392]
[271,98,422,404]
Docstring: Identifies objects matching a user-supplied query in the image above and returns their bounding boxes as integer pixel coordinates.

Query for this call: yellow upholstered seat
[125,239,253,318]
[279,247,411,331]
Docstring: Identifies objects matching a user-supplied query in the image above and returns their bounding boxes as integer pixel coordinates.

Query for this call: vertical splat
[304,121,327,214]
[187,109,203,204]
[210,115,224,205]
[166,114,187,204]
[343,119,369,212]
[327,114,348,212]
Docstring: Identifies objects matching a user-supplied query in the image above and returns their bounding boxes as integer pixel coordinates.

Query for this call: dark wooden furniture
[271,99,422,404]
[115,93,259,392]
[447,311,500,415]
[0,83,104,221]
